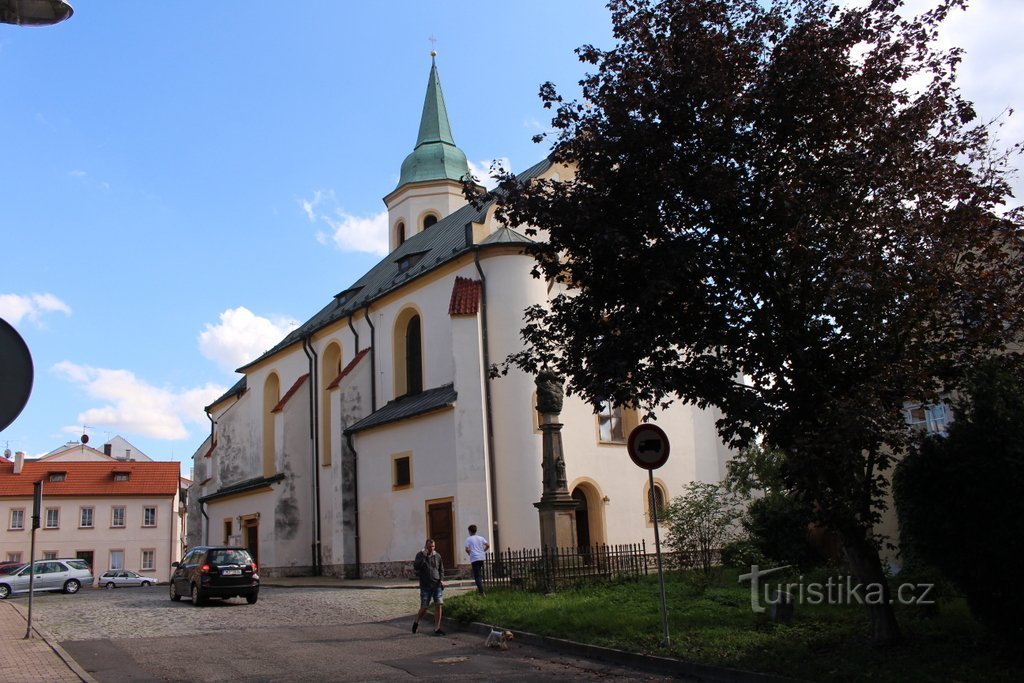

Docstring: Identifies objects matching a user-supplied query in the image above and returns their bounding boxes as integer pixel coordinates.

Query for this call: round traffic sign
[627,423,670,470]
[0,318,34,433]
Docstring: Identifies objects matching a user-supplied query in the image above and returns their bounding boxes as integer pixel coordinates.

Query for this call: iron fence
[483,541,649,593]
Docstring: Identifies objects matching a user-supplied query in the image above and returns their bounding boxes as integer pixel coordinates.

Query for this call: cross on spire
[428,34,438,58]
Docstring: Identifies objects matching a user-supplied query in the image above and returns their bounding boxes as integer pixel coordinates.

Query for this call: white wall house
[1,451,181,582]
[189,56,735,578]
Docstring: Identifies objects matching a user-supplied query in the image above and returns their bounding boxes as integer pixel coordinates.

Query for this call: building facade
[189,57,735,578]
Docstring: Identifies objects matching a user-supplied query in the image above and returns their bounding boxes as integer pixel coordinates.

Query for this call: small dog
[484,628,514,650]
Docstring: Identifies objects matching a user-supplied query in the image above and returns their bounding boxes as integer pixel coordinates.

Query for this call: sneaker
[434,629,446,636]
[412,621,418,634]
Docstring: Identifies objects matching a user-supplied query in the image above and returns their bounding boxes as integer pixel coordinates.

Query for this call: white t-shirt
[465,534,489,562]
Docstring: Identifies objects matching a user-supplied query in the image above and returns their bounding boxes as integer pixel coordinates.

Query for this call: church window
[320,342,342,467]
[392,452,412,490]
[393,308,424,397]
[422,214,438,230]
[396,221,406,246]
[645,481,668,526]
[263,372,280,476]
[597,401,624,443]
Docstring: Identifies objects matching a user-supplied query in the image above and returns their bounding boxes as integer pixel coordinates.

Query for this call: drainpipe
[203,411,215,546]
[363,305,377,411]
[346,432,361,577]
[473,236,502,555]
[302,336,323,576]
[348,315,360,353]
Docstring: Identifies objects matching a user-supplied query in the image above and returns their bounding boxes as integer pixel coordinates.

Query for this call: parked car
[100,570,160,589]
[0,561,25,575]
[0,559,93,599]
[169,546,259,606]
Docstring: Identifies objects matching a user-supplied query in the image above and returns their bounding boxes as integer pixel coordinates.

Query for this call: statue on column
[535,370,564,415]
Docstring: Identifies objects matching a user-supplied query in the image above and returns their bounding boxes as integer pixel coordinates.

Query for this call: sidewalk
[0,600,95,683]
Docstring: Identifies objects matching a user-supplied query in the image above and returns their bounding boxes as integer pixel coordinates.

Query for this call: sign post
[627,424,671,647]
[25,480,41,639]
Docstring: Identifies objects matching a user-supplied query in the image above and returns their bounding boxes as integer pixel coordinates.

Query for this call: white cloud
[0,293,72,326]
[52,361,225,441]
[298,190,389,255]
[198,306,299,372]
[467,158,511,190]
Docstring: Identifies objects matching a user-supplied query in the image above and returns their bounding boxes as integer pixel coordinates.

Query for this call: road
[16,585,677,682]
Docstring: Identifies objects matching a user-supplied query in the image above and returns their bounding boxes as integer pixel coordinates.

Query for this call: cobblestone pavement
[21,585,417,642]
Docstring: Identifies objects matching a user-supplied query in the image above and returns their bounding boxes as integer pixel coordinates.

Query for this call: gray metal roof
[344,384,457,435]
[237,158,550,373]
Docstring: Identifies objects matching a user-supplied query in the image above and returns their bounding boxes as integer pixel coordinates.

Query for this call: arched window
[646,481,668,526]
[422,214,438,230]
[396,221,406,246]
[320,342,342,467]
[262,373,280,477]
[393,308,424,397]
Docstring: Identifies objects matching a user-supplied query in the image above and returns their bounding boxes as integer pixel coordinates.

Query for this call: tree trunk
[842,530,902,646]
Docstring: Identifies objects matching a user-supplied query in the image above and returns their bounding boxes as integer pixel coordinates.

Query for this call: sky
[2,1,1022,469]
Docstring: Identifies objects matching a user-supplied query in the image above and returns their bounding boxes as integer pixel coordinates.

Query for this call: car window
[66,560,90,571]
[208,549,252,565]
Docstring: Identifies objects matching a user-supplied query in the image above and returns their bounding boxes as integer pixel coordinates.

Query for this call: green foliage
[744,493,820,568]
[720,538,766,570]
[894,357,1024,642]
[663,481,746,574]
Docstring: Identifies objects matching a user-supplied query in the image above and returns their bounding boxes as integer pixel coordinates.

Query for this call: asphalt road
[18,585,677,682]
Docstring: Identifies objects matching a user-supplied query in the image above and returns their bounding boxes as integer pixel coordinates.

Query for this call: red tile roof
[448,276,481,316]
[0,461,180,497]
[326,348,371,390]
[272,373,310,413]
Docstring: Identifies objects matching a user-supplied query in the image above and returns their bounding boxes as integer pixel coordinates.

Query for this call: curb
[446,619,805,683]
[9,602,98,683]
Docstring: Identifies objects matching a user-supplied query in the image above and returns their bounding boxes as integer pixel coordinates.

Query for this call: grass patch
[445,569,1018,681]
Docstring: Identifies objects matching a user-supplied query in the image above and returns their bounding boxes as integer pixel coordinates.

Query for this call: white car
[0,559,94,599]
[100,570,159,589]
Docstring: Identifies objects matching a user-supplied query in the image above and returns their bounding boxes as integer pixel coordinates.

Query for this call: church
[188,56,734,578]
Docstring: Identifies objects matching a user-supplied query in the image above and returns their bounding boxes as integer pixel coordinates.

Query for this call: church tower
[383,53,475,252]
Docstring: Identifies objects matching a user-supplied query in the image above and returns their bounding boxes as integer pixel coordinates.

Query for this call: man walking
[412,538,445,635]
[464,524,490,596]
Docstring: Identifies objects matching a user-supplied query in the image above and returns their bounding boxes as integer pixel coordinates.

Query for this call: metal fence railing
[483,541,649,593]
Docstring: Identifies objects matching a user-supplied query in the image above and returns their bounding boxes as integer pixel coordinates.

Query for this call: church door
[427,500,455,571]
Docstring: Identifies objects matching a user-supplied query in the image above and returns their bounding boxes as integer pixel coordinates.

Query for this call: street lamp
[0,0,73,26]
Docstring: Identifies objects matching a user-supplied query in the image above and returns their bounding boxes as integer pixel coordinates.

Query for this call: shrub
[664,481,746,575]
[745,493,820,568]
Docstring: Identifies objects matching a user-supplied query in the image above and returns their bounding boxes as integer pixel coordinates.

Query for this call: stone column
[533,372,578,551]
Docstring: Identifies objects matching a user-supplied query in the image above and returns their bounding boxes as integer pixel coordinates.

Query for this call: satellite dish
[0,318,34,433]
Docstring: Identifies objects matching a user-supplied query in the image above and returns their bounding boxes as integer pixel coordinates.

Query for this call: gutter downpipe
[202,411,215,545]
[473,231,502,555]
[346,432,361,576]
[363,305,377,411]
[302,335,323,576]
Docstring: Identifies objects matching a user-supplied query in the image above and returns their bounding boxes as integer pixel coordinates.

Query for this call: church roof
[236,157,549,374]
[396,56,471,188]
[344,383,457,434]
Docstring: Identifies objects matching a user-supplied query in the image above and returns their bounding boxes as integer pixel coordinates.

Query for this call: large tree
[482,0,1024,644]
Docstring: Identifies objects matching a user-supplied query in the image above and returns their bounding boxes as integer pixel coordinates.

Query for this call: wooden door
[243,517,259,566]
[427,500,454,571]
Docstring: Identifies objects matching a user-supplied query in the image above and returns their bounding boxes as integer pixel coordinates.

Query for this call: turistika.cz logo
[738,565,935,613]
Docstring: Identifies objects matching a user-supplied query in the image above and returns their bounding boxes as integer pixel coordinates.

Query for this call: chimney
[14,451,25,474]
[103,443,112,456]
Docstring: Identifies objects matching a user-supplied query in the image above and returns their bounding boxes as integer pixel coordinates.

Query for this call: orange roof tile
[272,373,310,413]
[326,348,371,390]
[0,461,180,497]
[448,276,481,316]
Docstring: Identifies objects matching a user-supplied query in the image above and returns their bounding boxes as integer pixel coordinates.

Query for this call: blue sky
[2,1,1021,469]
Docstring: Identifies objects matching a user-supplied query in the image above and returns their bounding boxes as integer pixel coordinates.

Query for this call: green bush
[720,539,766,569]
[744,493,820,568]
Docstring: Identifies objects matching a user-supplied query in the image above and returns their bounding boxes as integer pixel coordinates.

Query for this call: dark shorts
[419,585,444,609]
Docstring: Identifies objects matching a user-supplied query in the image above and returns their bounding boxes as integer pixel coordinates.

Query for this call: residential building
[189,56,735,578]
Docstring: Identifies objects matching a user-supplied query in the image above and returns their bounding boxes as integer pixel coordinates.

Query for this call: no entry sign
[627,423,670,470]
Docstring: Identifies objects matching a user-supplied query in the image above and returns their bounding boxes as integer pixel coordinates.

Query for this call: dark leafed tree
[479,0,1024,645]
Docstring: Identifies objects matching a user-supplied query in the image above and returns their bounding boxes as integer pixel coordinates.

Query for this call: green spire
[397,54,471,188]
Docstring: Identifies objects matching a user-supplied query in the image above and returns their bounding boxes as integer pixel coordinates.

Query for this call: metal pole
[25,481,41,639]
[649,469,670,646]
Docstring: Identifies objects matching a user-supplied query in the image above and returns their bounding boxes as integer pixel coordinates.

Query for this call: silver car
[100,570,159,589]
[0,559,93,598]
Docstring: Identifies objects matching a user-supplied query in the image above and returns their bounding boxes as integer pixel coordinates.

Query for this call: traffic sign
[627,423,670,470]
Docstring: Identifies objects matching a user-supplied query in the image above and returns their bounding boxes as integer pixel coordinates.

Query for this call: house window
[393,453,412,490]
[111,507,126,528]
[646,482,668,526]
[143,507,157,527]
[44,508,60,529]
[80,507,94,529]
[141,549,155,571]
[109,550,124,571]
[5,552,22,563]
[9,509,25,530]
[905,403,952,435]
[597,401,625,443]
[42,551,58,560]
[48,471,66,482]
[113,471,130,482]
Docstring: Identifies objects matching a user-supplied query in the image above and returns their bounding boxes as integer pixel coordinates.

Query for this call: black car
[169,546,259,605]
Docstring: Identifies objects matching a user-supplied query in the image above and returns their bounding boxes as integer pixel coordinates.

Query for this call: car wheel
[0,584,10,600]
[105,582,115,589]
[191,583,207,606]
[141,581,151,587]
[246,591,259,605]
[169,582,181,601]
[63,579,81,594]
